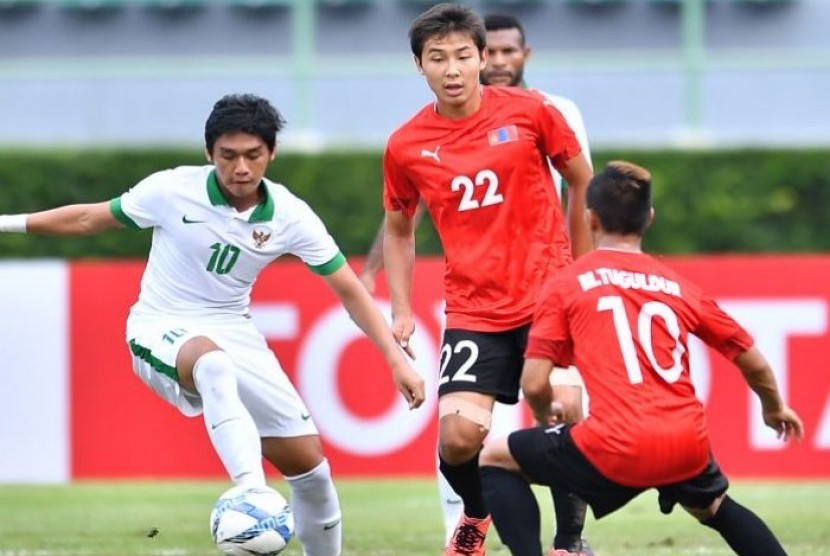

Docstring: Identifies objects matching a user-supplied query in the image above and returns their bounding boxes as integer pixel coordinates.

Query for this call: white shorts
[126,315,317,438]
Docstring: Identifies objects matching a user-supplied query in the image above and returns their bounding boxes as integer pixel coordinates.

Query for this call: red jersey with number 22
[526,249,754,487]
[383,86,583,331]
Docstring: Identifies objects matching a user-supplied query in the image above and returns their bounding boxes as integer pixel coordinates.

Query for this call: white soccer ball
[210,484,295,556]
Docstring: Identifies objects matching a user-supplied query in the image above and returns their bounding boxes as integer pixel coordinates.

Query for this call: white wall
[0,262,69,483]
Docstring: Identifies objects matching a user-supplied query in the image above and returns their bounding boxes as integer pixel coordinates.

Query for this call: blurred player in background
[480,13,592,196]
[479,161,803,556]
[359,10,594,554]
[382,4,593,555]
[0,93,425,556]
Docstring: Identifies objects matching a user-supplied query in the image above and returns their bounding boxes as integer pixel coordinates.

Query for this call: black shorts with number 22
[437,324,530,404]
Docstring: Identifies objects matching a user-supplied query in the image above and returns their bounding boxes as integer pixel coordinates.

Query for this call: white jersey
[110,165,343,329]
[536,90,593,197]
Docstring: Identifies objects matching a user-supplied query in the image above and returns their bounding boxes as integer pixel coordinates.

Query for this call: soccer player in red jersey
[478,161,804,556]
[382,4,594,555]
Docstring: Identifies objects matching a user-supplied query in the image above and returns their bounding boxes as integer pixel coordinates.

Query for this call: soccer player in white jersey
[0,93,426,556]
[357,13,594,554]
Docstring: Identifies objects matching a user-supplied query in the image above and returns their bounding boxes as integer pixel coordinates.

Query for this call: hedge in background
[1,148,828,258]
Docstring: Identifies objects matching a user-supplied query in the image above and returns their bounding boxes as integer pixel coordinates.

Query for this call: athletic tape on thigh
[438,398,493,431]
[550,365,584,387]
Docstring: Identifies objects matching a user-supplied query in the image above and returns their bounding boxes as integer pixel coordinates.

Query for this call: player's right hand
[391,315,416,360]
[763,405,805,442]
[534,401,565,427]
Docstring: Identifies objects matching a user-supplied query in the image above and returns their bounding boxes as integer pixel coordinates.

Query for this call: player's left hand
[534,401,565,427]
[763,405,805,442]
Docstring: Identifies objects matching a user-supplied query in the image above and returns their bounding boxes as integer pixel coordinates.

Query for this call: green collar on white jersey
[207,169,275,223]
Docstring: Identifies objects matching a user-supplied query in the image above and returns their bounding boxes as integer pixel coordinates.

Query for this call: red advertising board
[69,256,830,479]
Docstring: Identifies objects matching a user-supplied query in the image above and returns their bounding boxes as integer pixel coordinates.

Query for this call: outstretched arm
[735,346,804,442]
[0,202,123,236]
[323,262,425,409]
[359,200,427,293]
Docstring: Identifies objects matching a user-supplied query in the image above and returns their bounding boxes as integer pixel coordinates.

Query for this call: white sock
[285,459,342,556]
[193,350,265,487]
[437,459,463,547]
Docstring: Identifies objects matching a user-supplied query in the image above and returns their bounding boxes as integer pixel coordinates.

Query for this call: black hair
[409,3,486,60]
[204,93,286,154]
[586,161,653,236]
[483,13,526,46]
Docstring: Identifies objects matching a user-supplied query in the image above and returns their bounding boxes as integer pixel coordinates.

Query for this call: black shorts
[437,325,529,404]
[508,425,729,519]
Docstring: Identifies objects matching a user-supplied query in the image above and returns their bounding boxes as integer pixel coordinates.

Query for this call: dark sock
[439,451,488,519]
[701,495,787,556]
[480,465,543,556]
[551,489,588,550]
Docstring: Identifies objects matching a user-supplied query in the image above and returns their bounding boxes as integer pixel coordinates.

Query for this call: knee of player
[438,432,482,464]
[192,350,237,397]
[438,396,493,462]
[478,437,511,469]
[683,495,723,522]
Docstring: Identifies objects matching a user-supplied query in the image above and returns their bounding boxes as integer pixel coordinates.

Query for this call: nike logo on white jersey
[182,215,207,224]
[420,146,441,162]
[210,417,239,430]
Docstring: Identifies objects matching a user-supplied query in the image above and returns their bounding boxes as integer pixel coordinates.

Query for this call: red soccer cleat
[550,540,596,556]
[445,514,491,556]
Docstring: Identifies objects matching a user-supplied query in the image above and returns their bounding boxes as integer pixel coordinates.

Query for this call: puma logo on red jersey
[420,146,441,162]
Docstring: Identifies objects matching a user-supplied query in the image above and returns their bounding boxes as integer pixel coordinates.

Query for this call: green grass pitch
[0,479,828,555]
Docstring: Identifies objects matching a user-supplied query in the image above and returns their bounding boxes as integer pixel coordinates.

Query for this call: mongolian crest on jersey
[252,227,271,249]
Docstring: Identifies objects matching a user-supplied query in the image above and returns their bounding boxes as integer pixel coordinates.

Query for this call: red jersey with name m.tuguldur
[526,249,754,486]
